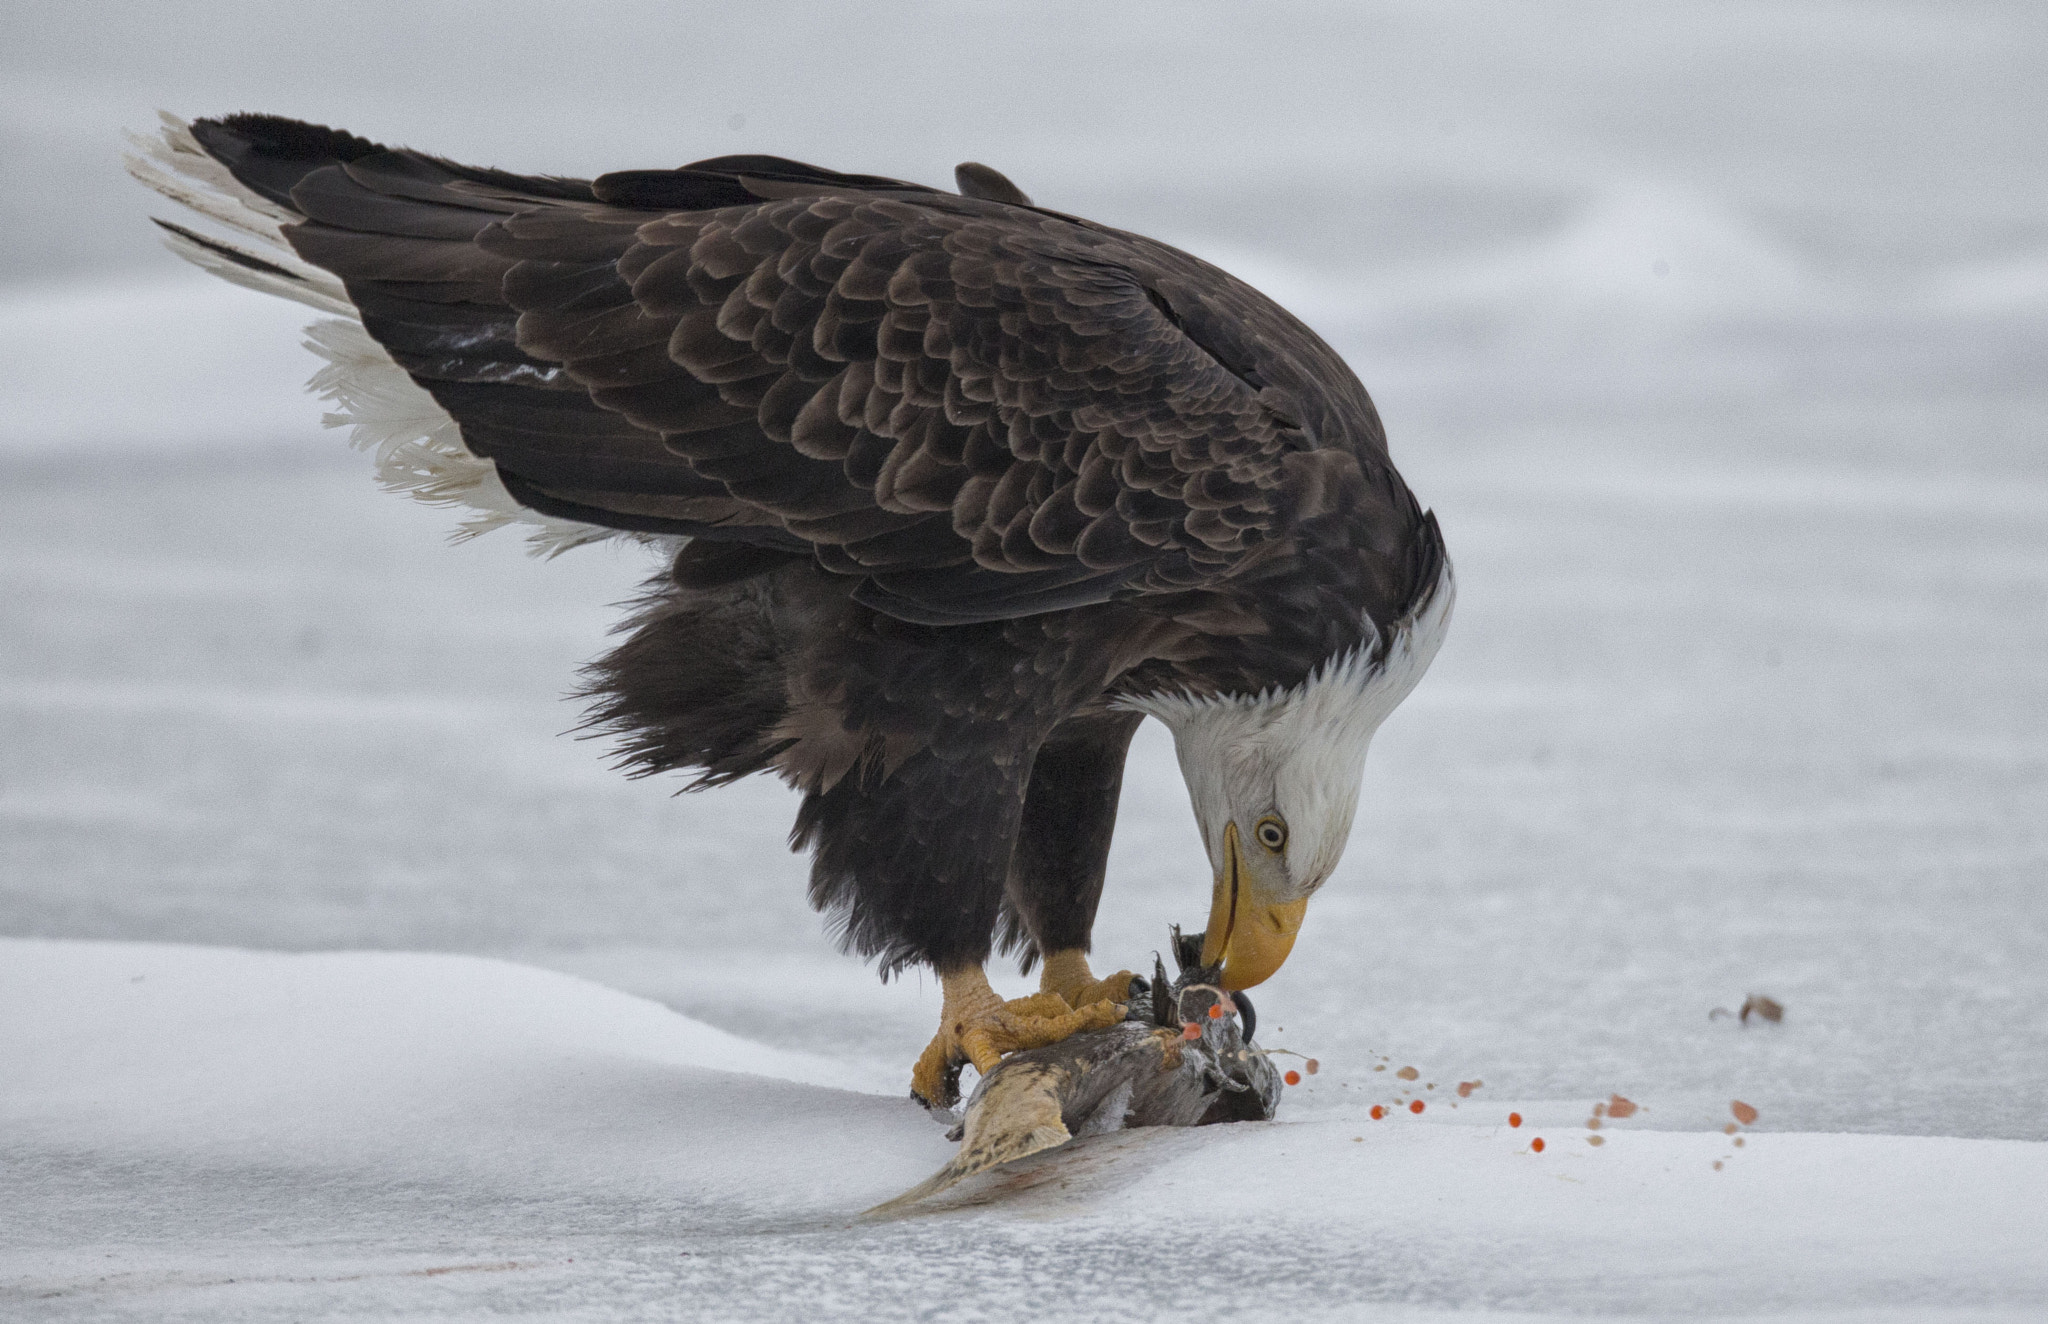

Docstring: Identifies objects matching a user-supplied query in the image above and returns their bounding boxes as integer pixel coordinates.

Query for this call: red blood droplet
[1730,1100,1759,1126]
[1207,1004,1223,1019]
[1305,1058,1319,1075]
[1370,1105,1386,1120]
[1180,1022,1201,1041]
[1284,1070,1301,1086]
[1508,1112,1523,1128]
[1531,1138,1546,1153]
[1409,1099,1425,1114]
[1607,1094,1637,1119]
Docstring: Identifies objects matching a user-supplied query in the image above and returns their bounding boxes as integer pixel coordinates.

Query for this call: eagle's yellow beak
[1200,821,1309,991]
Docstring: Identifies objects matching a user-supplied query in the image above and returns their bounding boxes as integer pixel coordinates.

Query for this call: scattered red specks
[1531,1138,1546,1153]
[1586,1117,1602,1130]
[1607,1095,1638,1119]
[1370,1105,1386,1120]
[1207,1004,1224,1020]
[1456,1080,1482,1098]
[1508,1112,1523,1128]
[1587,1135,1604,1147]
[1284,1070,1301,1086]
[1731,1100,1759,1126]
[1180,1022,1201,1041]
[1723,1122,1739,1135]
[1395,1066,1419,1081]
[1409,1099,1425,1114]
[1305,1058,1320,1076]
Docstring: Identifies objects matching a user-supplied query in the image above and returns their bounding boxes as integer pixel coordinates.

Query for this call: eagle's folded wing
[151,114,1383,625]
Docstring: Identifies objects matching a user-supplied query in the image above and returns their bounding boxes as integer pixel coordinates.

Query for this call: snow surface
[4,0,2047,1318]
[6,937,2045,1322]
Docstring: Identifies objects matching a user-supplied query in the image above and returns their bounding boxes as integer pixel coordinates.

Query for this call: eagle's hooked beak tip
[1200,821,1308,991]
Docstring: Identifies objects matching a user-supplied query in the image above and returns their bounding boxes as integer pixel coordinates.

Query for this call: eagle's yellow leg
[1038,948,1136,1012]
[910,964,1125,1109]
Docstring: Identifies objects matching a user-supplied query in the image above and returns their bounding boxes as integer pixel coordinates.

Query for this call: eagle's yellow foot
[1039,948,1136,1011]
[910,964,1125,1110]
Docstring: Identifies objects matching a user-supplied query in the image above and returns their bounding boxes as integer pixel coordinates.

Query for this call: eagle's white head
[1121,562,1454,990]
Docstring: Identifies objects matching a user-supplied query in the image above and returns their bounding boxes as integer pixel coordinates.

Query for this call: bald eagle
[129,114,1452,1108]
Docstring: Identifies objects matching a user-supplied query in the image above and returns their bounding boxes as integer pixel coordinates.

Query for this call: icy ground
[6,938,2046,1321]
[5,0,2048,1318]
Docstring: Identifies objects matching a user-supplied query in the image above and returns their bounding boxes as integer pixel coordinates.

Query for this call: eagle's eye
[1253,815,1288,853]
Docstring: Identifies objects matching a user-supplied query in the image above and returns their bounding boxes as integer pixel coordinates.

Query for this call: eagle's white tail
[124,113,616,556]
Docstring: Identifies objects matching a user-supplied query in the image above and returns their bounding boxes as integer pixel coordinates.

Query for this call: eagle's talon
[910,967,1124,1110]
[1039,949,1136,1013]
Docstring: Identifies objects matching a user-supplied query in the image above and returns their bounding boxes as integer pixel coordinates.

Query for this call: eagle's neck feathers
[1116,560,1455,888]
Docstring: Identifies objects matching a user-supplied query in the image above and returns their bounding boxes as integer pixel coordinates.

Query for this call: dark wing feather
[486,191,1343,621]
[193,115,1409,626]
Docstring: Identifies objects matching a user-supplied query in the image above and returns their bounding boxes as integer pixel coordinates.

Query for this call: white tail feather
[126,112,296,240]
[302,319,614,554]
[152,223,357,317]
[127,113,621,557]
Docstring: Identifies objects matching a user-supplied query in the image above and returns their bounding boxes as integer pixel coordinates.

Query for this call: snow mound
[5,938,2046,1320]
[1,938,940,1222]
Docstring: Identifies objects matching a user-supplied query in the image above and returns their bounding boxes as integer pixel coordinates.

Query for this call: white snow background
[3,2,2046,1319]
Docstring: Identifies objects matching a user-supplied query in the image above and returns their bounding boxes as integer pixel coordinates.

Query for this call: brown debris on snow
[1711,994,1786,1024]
